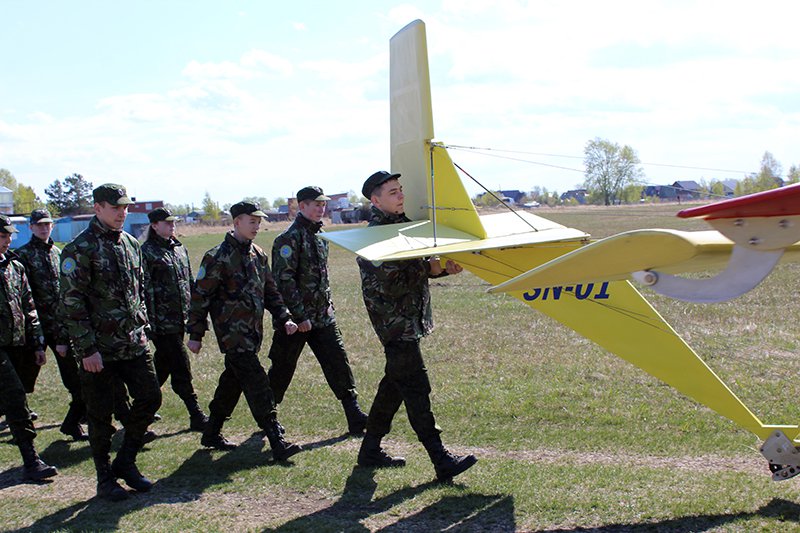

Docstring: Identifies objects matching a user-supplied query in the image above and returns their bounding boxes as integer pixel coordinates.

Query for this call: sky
[2,0,799,209]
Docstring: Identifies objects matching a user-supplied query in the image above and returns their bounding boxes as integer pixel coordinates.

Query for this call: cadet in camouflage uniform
[60,184,162,501]
[268,186,368,435]
[186,200,302,461]
[0,214,58,480]
[16,208,88,441]
[356,171,477,482]
[142,207,208,431]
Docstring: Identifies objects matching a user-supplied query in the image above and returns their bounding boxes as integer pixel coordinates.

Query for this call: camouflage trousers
[267,324,358,404]
[79,352,161,460]
[365,339,441,442]
[0,346,35,443]
[208,351,277,430]
[7,347,41,393]
[152,332,199,404]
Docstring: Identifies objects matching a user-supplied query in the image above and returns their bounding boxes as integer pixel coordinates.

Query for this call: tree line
[472,139,799,207]
[4,147,799,219]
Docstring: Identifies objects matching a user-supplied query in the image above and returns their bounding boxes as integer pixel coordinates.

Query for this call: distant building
[265,204,290,223]
[326,192,350,211]
[672,180,702,201]
[560,189,588,204]
[8,199,167,246]
[125,200,163,237]
[643,185,677,201]
[9,214,93,249]
[477,189,525,205]
[128,199,164,214]
[721,179,739,197]
[0,186,13,214]
[185,210,205,223]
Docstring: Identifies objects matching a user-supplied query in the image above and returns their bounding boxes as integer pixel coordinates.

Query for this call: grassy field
[3,203,800,532]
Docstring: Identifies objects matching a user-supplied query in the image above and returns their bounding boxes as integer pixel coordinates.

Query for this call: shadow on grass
[301,433,352,452]
[537,498,800,532]
[0,467,57,490]
[265,466,517,532]
[13,433,293,532]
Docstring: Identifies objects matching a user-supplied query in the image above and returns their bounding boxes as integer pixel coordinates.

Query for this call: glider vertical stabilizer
[390,20,487,239]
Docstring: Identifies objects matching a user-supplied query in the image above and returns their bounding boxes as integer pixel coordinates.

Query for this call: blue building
[9,201,159,248]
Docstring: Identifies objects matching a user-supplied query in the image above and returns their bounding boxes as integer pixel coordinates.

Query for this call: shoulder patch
[279,245,292,259]
[61,257,77,275]
[196,265,206,280]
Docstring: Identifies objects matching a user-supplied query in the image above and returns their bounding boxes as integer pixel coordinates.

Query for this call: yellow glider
[320,19,800,480]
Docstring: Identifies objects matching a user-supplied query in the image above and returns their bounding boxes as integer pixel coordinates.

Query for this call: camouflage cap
[230,201,268,219]
[93,183,133,206]
[297,186,331,203]
[29,208,53,224]
[0,214,18,234]
[362,171,401,198]
[148,207,178,223]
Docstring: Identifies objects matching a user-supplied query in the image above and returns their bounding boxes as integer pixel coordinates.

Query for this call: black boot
[185,399,209,432]
[111,438,153,492]
[422,436,477,481]
[264,419,301,461]
[341,397,368,435]
[95,457,128,501]
[60,402,88,441]
[18,439,58,481]
[357,433,405,468]
[201,415,237,450]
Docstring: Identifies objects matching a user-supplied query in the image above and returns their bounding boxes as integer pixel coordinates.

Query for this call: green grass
[3,204,800,532]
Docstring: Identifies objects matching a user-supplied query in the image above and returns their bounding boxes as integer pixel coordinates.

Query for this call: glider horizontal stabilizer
[321,211,588,262]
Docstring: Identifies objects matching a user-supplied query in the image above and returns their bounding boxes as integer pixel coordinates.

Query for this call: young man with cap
[142,207,208,432]
[268,186,368,435]
[355,171,477,482]
[0,214,59,480]
[16,208,88,441]
[186,200,302,461]
[60,183,162,501]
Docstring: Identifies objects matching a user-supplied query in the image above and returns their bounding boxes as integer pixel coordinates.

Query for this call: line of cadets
[0,171,476,501]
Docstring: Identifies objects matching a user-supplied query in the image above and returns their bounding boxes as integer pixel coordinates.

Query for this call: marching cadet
[16,208,88,441]
[60,184,162,501]
[268,186,368,434]
[0,214,58,480]
[356,171,477,481]
[142,207,208,431]
[186,200,302,461]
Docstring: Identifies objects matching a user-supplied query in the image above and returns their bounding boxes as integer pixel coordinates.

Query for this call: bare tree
[583,138,644,205]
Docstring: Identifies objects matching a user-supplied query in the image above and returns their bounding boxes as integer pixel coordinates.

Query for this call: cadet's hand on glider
[56,344,68,358]
[428,257,444,275]
[285,320,299,335]
[83,352,104,373]
[444,260,463,275]
[297,319,312,333]
[34,350,46,366]
[187,340,202,354]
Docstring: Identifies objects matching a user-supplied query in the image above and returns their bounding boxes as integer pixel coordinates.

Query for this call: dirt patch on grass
[308,436,767,476]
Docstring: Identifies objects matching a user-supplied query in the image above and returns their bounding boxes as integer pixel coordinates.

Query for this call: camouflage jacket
[16,236,67,343]
[271,213,335,328]
[142,233,193,335]
[0,251,44,349]
[59,216,149,361]
[187,231,291,354]
[357,206,445,345]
